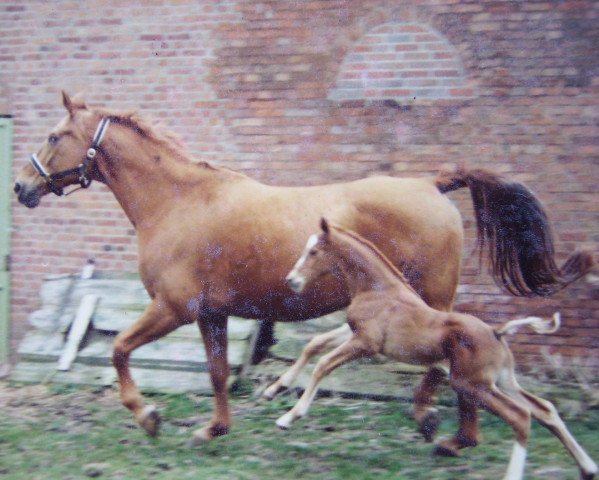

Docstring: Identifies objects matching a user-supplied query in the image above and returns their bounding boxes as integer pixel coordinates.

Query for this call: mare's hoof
[191,428,212,446]
[139,405,161,437]
[191,423,229,446]
[418,409,441,442]
[432,441,461,458]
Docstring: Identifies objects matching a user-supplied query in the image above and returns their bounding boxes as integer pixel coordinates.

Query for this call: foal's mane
[330,224,417,294]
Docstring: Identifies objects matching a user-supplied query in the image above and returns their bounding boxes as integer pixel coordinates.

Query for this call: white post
[57,294,99,371]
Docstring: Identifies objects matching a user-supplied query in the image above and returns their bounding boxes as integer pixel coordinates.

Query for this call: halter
[30,117,111,196]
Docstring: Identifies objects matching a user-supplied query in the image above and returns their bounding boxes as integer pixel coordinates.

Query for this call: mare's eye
[48,134,59,145]
[309,249,318,256]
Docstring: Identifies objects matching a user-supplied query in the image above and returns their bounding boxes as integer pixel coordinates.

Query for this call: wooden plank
[75,330,248,371]
[28,276,75,332]
[18,331,65,361]
[57,294,99,371]
[131,367,214,394]
[9,361,58,384]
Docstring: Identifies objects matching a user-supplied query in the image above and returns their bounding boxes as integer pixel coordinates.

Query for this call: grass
[0,381,597,479]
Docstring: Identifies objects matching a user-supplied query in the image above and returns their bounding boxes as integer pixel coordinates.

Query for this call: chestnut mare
[14,93,592,445]
[281,219,597,480]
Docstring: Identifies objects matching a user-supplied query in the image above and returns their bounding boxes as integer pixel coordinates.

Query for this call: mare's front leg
[263,323,352,400]
[192,313,231,444]
[112,300,181,436]
[276,336,370,429]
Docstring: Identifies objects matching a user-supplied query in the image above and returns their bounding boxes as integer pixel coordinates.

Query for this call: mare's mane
[94,107,217,170]
[330,224,418,294]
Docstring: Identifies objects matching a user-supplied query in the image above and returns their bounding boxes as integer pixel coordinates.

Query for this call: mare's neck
[96,122,228,229]
[335,237,404,297]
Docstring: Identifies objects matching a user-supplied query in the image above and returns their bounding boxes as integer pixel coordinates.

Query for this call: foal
[279,219,597,480]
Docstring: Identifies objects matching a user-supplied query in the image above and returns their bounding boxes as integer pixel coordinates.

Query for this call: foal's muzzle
[286,274,305,293]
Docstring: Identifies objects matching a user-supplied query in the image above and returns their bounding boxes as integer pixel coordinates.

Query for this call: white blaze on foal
[286,234,318,293]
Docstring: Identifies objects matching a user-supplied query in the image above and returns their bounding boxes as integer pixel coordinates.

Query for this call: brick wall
[2,0,598,368]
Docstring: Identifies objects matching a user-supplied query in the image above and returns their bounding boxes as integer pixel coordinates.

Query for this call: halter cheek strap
[30,117,111,196]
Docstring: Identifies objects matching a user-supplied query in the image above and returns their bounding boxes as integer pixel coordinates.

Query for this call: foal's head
[286,218,337,294]
[287,218,417,296]
[14,92,108,208]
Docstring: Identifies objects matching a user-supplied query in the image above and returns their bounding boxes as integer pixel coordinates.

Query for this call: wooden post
[57,294,99,371]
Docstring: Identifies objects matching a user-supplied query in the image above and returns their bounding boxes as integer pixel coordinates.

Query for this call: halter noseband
[30,117,111,196]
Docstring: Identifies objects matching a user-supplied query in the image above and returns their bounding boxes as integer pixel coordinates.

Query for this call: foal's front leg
[263,323,352,400]
[112,300,181,436]
[276,336,370,429]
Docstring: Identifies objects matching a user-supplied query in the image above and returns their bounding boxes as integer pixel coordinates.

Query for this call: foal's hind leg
[413,364,450,442]
[432,391,481,457]
[112,300,181,437]
[263,323,352,400]
[501,372,597,479]
[450,381,532,480]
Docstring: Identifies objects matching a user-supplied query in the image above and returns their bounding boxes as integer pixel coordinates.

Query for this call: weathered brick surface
[2,0,598,368]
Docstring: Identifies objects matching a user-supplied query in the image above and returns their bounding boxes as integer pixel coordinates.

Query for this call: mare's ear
[62,91,74,115]
[62,91,87,116]
[320,217,330,235]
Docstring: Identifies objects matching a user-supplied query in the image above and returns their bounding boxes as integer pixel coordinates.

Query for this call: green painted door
[0,117,12,364]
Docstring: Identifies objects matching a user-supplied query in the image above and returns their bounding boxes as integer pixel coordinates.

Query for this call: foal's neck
[334,234,407,297]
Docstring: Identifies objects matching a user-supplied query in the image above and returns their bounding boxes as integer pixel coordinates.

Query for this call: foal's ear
[320,217,330,235]
[62,91,87,116]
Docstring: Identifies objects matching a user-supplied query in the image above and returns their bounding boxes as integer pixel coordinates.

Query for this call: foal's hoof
[139,405,161,437]
[262,383,287,401]
[418,409,441,442]
[275,411,296,430]
[190,423,229,446]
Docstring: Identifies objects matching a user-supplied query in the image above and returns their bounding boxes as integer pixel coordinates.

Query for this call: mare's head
[286,218,338,293]
[14,92,110,208]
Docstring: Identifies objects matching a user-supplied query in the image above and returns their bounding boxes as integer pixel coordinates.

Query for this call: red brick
[3,0,598,370]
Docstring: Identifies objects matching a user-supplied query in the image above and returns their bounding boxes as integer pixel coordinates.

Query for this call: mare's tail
[495,312,561,338]
[435,167,594,297]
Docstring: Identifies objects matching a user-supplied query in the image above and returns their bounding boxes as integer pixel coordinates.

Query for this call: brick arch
[328,21,476,103]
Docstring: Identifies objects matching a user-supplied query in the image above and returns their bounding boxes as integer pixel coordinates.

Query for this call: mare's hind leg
[276,336,370,429]
[263,323,352,400]
[112,300,181,436]
[192,313,231,444]
[500,372,597,479]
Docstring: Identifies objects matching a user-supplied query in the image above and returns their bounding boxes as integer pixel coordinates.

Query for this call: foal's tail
[495,312,561,338]
[435,167,594,297]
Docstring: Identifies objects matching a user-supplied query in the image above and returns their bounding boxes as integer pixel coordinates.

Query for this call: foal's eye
[48,134,59,145]
[309,249,318,256]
